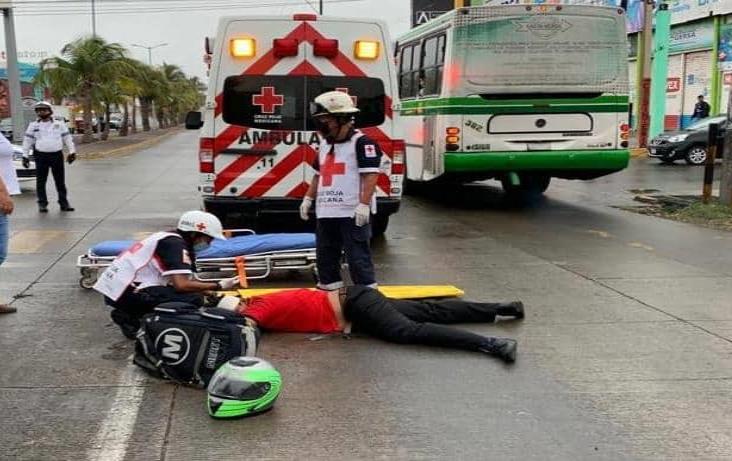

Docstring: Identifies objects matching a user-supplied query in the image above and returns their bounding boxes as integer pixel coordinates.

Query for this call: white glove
[217,276,241,291]
[354,203,371,227]
[300,196,313,221]
[216,295,241,312]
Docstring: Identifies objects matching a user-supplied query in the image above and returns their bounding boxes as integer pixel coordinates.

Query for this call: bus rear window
[222,75,386,130]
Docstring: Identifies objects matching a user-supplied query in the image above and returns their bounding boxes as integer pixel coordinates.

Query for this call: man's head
[698,95,705,102]
[310,91,359,142]
[177,210,226,252]
[34,101,53,120]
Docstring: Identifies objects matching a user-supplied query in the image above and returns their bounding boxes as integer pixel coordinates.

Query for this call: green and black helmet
[207,357,282,419]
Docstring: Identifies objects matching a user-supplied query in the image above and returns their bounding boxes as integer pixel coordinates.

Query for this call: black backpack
[133,303,259,388]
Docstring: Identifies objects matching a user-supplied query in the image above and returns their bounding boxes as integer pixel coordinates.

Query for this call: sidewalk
[75,127,182,159]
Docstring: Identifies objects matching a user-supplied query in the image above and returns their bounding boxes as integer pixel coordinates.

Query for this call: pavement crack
[159,384,179,461]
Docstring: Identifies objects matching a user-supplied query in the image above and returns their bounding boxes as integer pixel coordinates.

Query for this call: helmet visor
[208,373,272,401]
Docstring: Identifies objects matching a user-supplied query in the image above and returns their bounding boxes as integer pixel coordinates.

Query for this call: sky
[0,0,414,80]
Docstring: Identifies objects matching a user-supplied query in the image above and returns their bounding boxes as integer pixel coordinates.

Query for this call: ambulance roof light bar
[293,13,318,21]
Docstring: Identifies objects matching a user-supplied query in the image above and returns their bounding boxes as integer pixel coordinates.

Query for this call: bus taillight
[446,127,460,151]
[391,140,405,175]
[199,137,215,173]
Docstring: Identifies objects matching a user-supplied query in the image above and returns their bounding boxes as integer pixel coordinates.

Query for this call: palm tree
[35,36,132,143]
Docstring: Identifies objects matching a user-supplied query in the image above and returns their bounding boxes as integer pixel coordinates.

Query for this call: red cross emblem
[335,87,357,106]
[252,87,285,114]
[320,152,345,187]
[196,222,207,232]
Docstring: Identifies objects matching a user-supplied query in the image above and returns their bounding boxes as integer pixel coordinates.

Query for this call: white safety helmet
[177,210,226,240]
[34,101,53,112]
[310,91,360,117]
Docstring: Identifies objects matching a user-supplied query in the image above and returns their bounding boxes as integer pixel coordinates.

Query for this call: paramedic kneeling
[300,91,381,290]
[93,210,240,338]
[236,286,523,363]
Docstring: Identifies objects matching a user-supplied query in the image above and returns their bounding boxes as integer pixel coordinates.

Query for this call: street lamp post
[2,3,25,143]
[130,43,168,65]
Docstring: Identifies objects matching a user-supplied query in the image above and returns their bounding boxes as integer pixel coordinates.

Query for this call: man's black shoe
[480,338,517,363]
[60,205,75,212]
[497,301,524,320]
[38,205,48,213]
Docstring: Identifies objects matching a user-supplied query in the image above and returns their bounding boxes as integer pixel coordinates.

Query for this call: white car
[11,145,35,182]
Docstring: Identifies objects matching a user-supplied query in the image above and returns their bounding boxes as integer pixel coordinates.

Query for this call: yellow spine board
[224,285,465,299]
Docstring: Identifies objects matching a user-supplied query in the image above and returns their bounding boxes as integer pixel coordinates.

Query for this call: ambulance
[187,13,404,236]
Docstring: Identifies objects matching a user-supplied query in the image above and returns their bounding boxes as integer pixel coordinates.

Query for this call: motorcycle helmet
[207,357,282,418]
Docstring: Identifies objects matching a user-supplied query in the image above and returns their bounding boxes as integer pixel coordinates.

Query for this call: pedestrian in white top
[0,132,20,313]
[22,101,76,212]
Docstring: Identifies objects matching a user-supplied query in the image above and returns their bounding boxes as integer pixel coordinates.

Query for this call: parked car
[71,114,99,134]
[648,115,727,165]
[11,144,35,183]
[108,115,123,130]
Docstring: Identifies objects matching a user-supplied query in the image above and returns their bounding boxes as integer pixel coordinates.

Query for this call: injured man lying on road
[220,285,524,363]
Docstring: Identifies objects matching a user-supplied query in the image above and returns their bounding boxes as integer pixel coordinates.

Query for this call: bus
[394,4,630,195]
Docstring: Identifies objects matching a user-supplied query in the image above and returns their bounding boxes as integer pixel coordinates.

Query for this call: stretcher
[76,230,317,289]
[230,285,465,299]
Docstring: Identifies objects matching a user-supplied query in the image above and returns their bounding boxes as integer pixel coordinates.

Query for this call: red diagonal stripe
[240,144,316,197]
[214,23,309,117]
[214,132,284,193]
[286,181,310,198]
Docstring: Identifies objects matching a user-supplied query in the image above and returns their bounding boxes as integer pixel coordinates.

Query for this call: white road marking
[86,359,146,461]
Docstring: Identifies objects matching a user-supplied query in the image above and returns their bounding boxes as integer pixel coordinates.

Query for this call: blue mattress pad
[89,233,316,259]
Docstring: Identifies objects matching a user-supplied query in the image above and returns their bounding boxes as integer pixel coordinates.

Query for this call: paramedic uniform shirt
[22,119,76,155]
[313,130,383,218]
[134,236,194,289]
[243,289,341,333]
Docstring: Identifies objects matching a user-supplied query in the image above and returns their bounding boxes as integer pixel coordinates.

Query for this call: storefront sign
[667,0,732,25]
[667,77,681,92]
[720,24,732,70]
[412,0,454,28]
[669,20,714,54]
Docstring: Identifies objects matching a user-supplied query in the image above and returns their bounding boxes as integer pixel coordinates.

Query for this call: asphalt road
[2,131,731,460]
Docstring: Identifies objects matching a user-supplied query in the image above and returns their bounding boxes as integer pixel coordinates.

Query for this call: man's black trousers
[342,286,501,351]
[34,150,69,207]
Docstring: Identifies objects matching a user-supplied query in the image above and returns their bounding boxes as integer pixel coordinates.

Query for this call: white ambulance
[187,13,404,236]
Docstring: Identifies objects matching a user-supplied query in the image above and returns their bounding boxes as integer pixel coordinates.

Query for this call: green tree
[35,36,132,143]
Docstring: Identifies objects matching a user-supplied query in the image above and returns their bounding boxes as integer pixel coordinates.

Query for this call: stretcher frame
[76,229,317,289]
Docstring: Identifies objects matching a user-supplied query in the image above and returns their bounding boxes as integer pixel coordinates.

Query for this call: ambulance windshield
[222,76,386,130]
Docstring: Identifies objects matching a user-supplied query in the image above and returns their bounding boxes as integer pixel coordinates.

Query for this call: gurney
[76,230,317,289]
[229,285,465,299]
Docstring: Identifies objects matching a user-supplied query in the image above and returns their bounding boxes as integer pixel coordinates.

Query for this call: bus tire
[371,214,389,237]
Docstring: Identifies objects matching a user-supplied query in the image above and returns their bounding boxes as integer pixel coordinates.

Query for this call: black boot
[497,301,524,320]
[38,204,48,213]
[479,338,517,363]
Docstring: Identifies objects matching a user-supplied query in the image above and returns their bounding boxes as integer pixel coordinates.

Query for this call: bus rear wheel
[501,174,551,196]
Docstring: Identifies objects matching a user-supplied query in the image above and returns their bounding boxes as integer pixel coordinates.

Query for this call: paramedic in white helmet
[300,91,382,290]
[22,101,77,213]
[93,210,241,338]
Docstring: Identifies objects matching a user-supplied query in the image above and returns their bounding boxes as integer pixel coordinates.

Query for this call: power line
[12,0,363,15]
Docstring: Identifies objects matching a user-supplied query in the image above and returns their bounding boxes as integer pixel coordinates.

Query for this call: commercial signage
[667,0,732,25]
[669,19,714,54]
[720,23,732,72]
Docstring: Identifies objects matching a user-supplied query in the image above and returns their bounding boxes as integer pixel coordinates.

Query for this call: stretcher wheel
[79,272,98,289]
[80,267,93,277]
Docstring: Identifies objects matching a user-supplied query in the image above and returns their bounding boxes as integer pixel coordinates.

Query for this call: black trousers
[106,286,204,337]
[342,286,503,352]
[34,150,68,207]
[316,217,376,289]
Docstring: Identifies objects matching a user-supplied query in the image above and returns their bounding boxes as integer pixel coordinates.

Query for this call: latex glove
[354,203,371,227]
[217,276,241,291]
[299,196,313,221]
[66,153,76,165]
[22,156,30,169]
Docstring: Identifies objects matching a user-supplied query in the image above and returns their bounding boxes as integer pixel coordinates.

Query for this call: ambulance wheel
[371,215,389,237]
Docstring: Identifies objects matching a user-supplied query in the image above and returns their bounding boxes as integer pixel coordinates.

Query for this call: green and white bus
[394,4,630,195]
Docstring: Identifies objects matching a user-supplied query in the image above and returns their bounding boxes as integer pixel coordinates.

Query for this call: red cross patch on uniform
[364,144,377,158]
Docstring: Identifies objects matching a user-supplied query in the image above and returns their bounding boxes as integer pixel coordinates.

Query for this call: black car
[648,115,727,165]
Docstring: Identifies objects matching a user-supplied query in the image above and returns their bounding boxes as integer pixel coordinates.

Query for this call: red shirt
[241,289,341,334]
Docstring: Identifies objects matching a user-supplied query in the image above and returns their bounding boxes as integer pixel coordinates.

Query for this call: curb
[630,148,648,158]
[79,129,181,160]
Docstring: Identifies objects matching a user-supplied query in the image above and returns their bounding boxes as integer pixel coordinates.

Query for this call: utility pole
[91,0,96,37]
[649,3,670,139]
[2,3,25,144]
[720,90,732,205]
[636,0,654,148]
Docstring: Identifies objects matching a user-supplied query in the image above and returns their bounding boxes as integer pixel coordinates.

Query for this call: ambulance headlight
[354,41,379,60]
[230,38,256,58]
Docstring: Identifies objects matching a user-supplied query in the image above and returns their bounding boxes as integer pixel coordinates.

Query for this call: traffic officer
[300,91,382,290]
[22,101,77,212]
[93,210,241,338]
